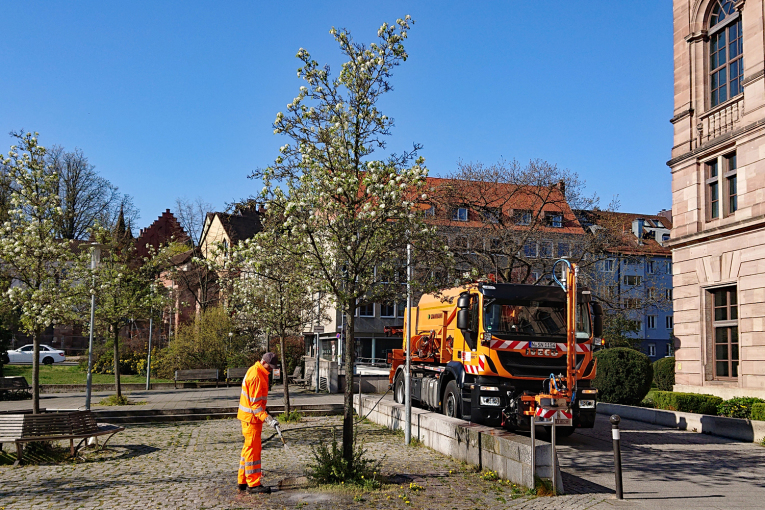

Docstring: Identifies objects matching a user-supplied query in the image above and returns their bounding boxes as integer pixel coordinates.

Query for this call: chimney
[556,179,566,196]
[632,218,645,244]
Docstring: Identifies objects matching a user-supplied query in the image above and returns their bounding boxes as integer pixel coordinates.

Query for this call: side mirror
[457,293,470,309]
[457,309,470,330]
[592,302,603,338]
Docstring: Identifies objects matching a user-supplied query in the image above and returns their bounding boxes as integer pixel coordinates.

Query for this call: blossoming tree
[0,132,78,413]
[252,17,452,462]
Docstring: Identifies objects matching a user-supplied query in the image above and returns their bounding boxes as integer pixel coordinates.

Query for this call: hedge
[752,403,765,421]
[653,356,675,392]
[717,397,765,419]
[651,391,723,415]
[592,347,653,406]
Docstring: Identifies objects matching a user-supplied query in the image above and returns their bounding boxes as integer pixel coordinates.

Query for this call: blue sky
[0,1,673,229]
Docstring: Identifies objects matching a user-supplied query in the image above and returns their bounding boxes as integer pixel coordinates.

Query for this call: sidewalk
[0,384,346,413]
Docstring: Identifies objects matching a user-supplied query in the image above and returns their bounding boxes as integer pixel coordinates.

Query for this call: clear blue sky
[0,1,673,229]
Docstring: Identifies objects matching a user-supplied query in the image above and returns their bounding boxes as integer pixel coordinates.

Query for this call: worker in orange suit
[237,352,279,494]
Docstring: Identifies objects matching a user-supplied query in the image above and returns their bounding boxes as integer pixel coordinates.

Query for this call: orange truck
[388,262,604,435]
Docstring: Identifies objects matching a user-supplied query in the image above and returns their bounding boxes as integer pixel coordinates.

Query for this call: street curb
[597,402,765,443]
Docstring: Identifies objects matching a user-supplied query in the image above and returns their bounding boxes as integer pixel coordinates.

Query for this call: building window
[666,260,672,273]
[623,298,642,309]
[516,210,532,226]
[648,344,656,357]
[666,315,674,329]
[358,302,374,317]
[423,205,436,217]
[646,261,654,274]
[623,275,643,286]
[662,233,670,242]
[546,212,563,228]
[725,152,738,214]
[707,159,720,219]
[557,242,570,258]
[709,0,743,108]
[647,288,657,300]
[397,301,406,318]
[711,286,738,379]
[666,343,674,356]
[603,259,615,272]
[539,240,553,258]
[647,315,657,329]
[454,235,469,251]
[452,207,468,222]
[380,302,395,318]
[666,289,673,300]
[531,271,541,283]
[523,241,537,258]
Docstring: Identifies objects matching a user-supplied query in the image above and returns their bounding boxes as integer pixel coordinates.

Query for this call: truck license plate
[530,342,557,349]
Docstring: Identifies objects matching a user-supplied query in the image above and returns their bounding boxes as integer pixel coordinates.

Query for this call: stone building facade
[669,0,765,398]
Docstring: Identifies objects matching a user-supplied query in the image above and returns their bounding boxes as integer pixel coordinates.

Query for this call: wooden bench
[226,367,248,387]
[0,376,32,398]
[174,369,219,389]
[0,410,125,466]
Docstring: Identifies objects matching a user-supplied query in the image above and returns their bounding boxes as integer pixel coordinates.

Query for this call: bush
[592,347,653,405]
[93,345,146,375]
[717,397,765,419]
[752,403,765,421]
[651,391,723,415]
[653,356,675,392]
[307,432,381,487]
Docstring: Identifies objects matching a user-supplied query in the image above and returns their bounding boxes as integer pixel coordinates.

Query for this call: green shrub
[651,391,723,415]
[93,345,146,375]
[752,403,765,421]
[653,357,675,392]
[592,347,653,405]
[307,433,381,487]
[717,397,765,419]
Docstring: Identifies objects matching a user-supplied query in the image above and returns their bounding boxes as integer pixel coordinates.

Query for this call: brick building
[669,0,765,398]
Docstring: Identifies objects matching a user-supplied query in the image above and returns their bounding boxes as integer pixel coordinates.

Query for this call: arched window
[709,0,743,107]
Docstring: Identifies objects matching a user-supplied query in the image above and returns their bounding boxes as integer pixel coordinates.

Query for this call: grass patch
[97,395,146,406]
[277,410,303,423]
[3,364,170,385]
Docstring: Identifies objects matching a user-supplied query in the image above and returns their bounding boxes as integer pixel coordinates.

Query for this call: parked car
[6,344,66,365]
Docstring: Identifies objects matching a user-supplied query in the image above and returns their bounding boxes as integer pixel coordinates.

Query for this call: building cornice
[669,108,694,124]
[742,68,765,87]
[667,215,765,249]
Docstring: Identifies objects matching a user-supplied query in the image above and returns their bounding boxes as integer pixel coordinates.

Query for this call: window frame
[647,315,657,329]
[710,286,739,380]
[357,302,375,317]
[705,151,738,220]
[666,315,674,329]
[648,344,656,357]
[380,302,395,318]
[708,2,743,108]
[452,207,468,222]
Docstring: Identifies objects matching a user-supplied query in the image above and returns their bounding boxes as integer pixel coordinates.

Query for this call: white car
[6,344,67,365]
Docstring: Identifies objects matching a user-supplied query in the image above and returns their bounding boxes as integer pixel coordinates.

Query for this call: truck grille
[495,351,584,379]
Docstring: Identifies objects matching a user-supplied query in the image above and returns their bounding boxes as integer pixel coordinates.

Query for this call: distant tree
[0,160,11,226]
[90,224,159,398]
[602,313,642,350]
[46,145,139,239]
[254,16,452,463]
[221,212,330,415]
[0,132,78,413]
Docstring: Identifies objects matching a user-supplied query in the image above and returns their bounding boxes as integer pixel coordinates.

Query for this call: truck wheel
[556,426,576,438]
[442,380,461,419]
[394,371,405,404]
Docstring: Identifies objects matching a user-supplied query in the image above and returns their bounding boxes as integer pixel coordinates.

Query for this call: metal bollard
[610,414,623,499]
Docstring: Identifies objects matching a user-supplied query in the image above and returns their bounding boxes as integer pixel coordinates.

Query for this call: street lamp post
[145,284,156,391]
[85,243,102,411]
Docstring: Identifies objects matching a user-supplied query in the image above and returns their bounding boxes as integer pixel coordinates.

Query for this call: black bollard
[610,414,623,499]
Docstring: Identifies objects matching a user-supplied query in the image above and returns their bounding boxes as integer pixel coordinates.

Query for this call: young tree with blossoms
[252,17,452,463]
[0,132,78,413]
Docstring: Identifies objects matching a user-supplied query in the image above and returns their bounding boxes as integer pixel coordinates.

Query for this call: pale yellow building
[670,0,765,398]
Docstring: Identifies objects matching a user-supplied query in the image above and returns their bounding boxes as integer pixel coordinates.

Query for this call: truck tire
[555,426,576,438]
[393,371,405,404]
[442,380,461,419]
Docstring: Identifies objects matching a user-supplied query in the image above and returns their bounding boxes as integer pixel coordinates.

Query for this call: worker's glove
[265,414,278,428]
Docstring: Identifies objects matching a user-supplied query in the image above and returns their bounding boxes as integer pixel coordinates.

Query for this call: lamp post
[85,243,102,411]
[145,284,156,391]
[228,331,233,353]
[405,242,412,445]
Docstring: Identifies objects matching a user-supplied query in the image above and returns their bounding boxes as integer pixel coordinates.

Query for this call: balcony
[696,95,743,147]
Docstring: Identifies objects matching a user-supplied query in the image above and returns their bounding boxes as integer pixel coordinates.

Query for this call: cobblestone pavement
[0,416,609,510]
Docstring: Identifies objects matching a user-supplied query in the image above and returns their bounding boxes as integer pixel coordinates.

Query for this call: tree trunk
[32,328,40,414]
[113,325,122,398]
[342,301,356,463]
[279,333,290,416]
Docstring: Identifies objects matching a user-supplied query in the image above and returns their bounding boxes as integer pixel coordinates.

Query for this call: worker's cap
[261,352,277,370]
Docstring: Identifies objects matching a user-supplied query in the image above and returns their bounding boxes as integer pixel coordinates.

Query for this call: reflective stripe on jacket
[237,361,269,422]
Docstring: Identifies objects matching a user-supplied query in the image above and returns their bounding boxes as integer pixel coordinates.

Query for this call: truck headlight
[480,396,501,406]
[579,400,596,409]
[479,386,499,392]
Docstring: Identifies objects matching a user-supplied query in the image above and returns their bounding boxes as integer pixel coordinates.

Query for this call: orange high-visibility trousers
[238,420,263,487]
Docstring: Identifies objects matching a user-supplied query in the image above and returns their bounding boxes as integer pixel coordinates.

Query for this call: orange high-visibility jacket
[238,361,269,423]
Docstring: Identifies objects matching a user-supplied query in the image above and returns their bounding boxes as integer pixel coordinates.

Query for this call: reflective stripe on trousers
[238,420,264,487]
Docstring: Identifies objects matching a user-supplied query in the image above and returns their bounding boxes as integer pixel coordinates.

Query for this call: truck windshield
[483,300,591,339]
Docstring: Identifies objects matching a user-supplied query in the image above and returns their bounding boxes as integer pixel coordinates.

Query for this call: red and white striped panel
[464,364,479,374]
[559,410,572,420]
[489,339,528,351]
[556,343,592,353]
[535,407,557,419]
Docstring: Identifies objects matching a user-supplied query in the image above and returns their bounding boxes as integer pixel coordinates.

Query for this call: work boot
[238,484,247,492]
[247,485,271,495]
